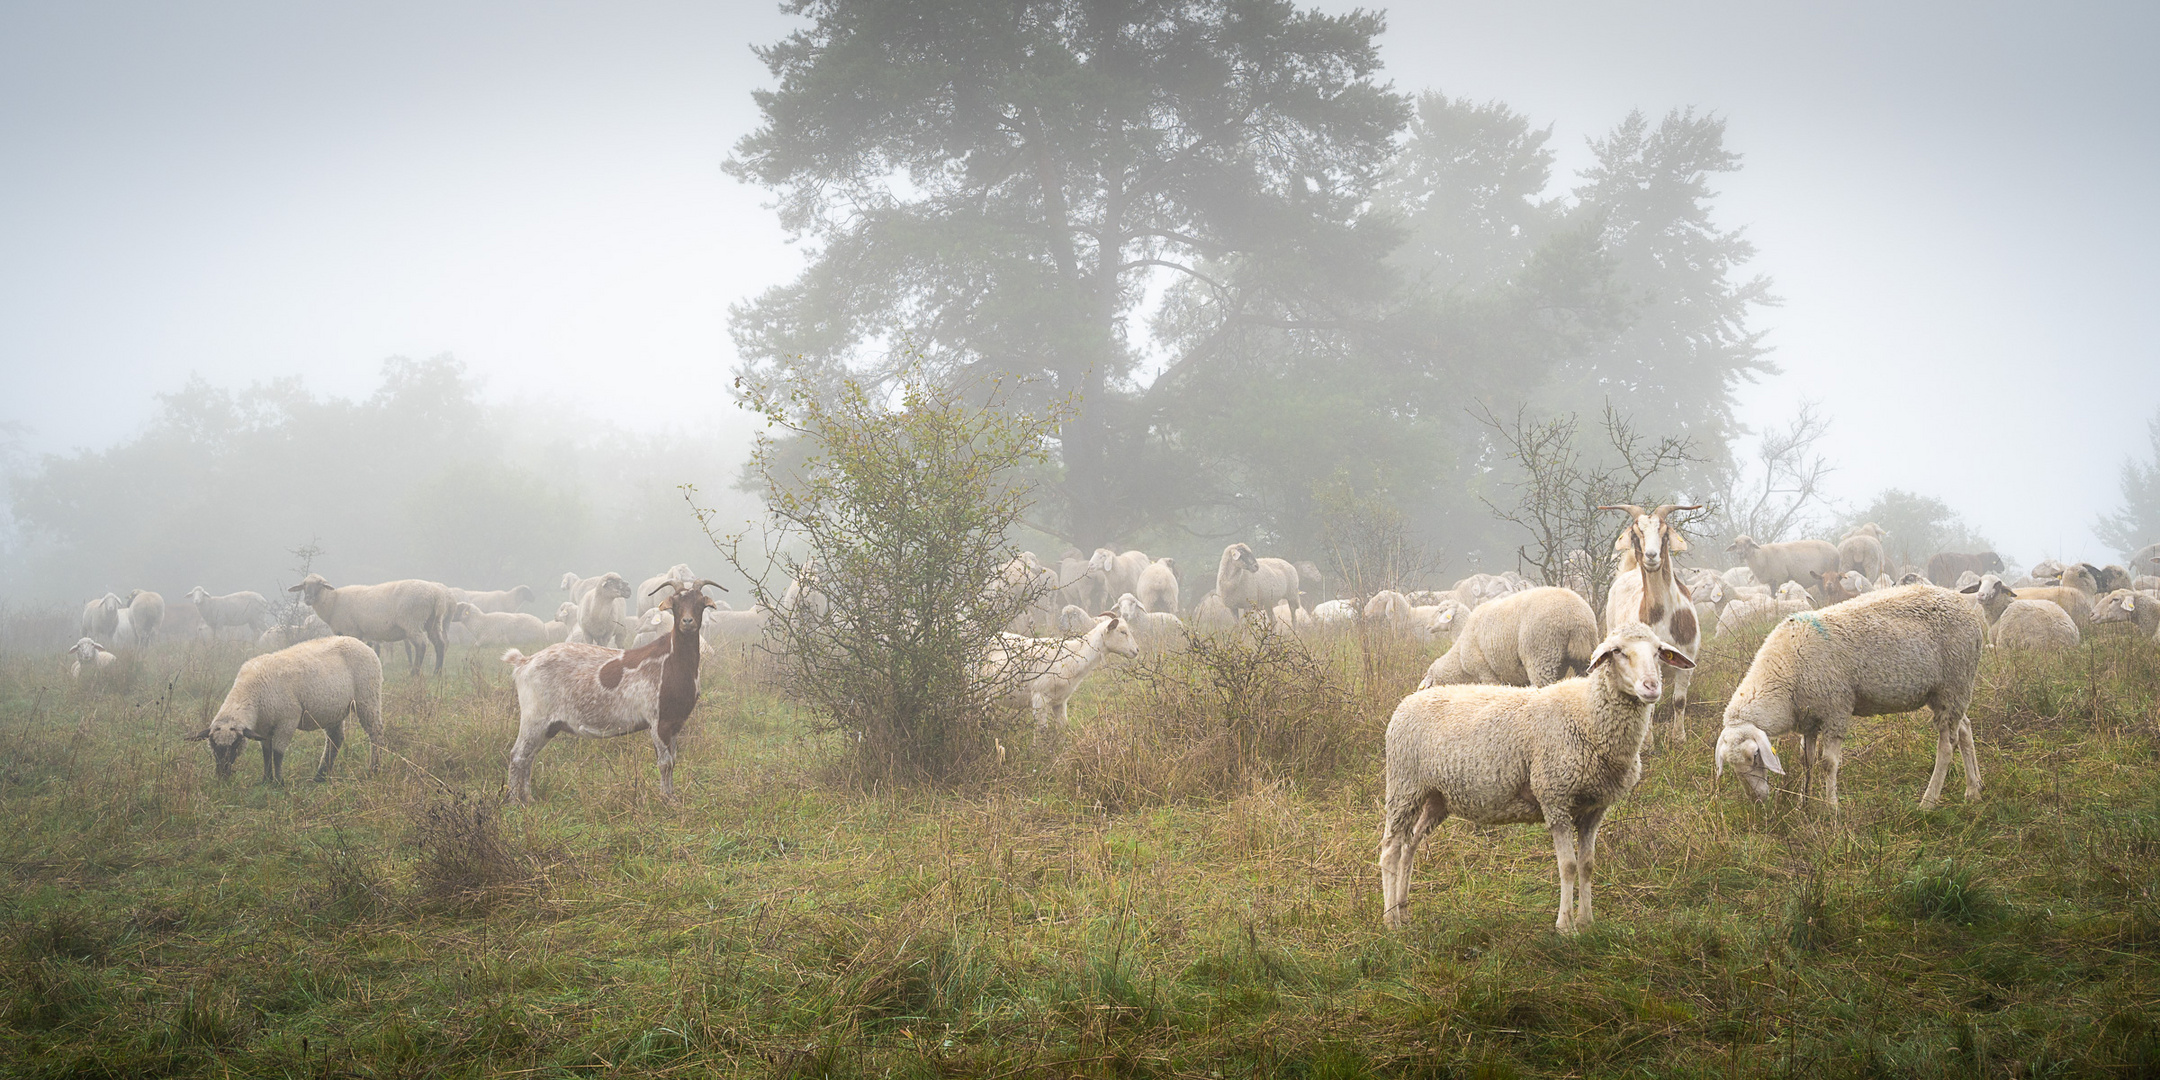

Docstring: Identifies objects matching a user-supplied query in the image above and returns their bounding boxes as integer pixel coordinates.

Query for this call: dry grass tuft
[405,791,557,913]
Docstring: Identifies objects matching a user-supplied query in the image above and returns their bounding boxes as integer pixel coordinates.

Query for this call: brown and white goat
[502,578,724,803]
[1599,503,1703,748]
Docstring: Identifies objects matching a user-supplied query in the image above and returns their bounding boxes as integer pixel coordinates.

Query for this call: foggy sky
[2,1,2155,564]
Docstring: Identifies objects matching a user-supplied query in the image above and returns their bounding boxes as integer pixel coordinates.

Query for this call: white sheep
[1215,543,1301,622]
[2093,589,2160,640]
[1311,598,1358,624]
[1363,590,1416,636]
[451,602,554,647]
[1055,603,1095,635]
[1089,548,1152,607]
[1053,550,1108,614]
[1190,591,1237,631]
[80,593,122,642]
[1929,551,2008,588]
[186,587,273,637]
[187,636,384,783]
[504,580,724,802]
[450,585,537,613]
[1380,623,1693,932]
[1990,599,2080,650]
[637,565,698,616]
[289,574,454,674]
[1134,558,1180,614]
[67,637,117,677]
[117,590,165,648]
[981,613,1140,739]
[1114,592,1186,645]
[1726,536,1841,590]
[1715,585,1987,810]
[1410,600,1468,641]
[1714,592,1781,639]
[1419,587,1599,689]
[257,614,333,651]
[568,573,635,647]
[1837,533,1886,581]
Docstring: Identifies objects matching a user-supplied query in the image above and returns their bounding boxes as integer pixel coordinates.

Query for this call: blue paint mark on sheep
[1784,611,1832,640]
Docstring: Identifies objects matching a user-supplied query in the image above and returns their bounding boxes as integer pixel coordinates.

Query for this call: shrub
[407,792,549,913]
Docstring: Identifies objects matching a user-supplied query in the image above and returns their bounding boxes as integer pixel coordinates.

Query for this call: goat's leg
[654,730,678,799]
[314,721,344,781]
[1669,661,1694,746]
[505,725,552,804]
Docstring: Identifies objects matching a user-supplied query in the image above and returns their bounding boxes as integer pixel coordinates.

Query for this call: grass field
[1,614,2156,1078]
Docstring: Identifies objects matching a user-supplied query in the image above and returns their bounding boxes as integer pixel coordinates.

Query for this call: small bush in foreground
[1897,857,1997,925]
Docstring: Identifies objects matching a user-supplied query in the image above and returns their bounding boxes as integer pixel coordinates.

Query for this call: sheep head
[187,709,262,781]
[68,638,102,662]
[1587,623,1692,705]
[513,585,536,604]
[287,574,333,606]
[1094,613,1140,659]
[1714,724,1786,801]
[186,586,210,604]
[1726,535,1760,558]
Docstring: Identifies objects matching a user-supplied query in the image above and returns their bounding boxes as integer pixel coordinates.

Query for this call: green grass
[0,622,2155,1078]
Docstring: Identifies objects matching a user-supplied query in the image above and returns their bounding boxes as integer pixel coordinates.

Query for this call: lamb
[1134,558,1180,614]
[450,585,537,613]
[1114,593,1186,645]
[1726,535,1841,589]
[541,601,578,642]
[568,573,635,647]
[1927,551,2006,589]
[186,587,273,637]
[503,579,725,803]
[67,637,117,677]
[187,636,384,784]
[981,613,1140,739]
[288,574,454,674]
[1715,585,1987,811]
[450,602,553,647]
[1838,533,1886,581]
[1418,587,1600,690]
[1599,503,1704,746]
[1215,543,1302,622]
[1990,599,2080,650]
[2092,589,2160,640]
[1379,623,1693,932]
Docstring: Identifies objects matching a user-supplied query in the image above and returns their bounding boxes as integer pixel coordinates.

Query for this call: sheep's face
[1115,594,1145,622]
[68,638,101,662]
[1588,626,1690,704]
[2093,591,2139,625]
[1726,535,1758,557]
[186,586,209,604]
[1097,615,1141,659]
[288,575,333,606]
[1714,724,1785,801]
[187,712,257,781]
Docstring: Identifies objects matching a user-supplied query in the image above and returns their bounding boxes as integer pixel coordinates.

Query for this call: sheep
[1363,590,1416,635]
[1055,603,1095,635]
[289,574,454,674]
[636,565,698,616]
[1114,592,1185,645]
[1599,503,1704,746]
[1311,598,1358,624]
[1721,565,1759,589]
[1089,549,1153,608]
[451,585,537,614]
[981,613,1140,739]
[1843,522,1887,541]
[1775,581,1813,615]
[80,593,122,641]
[2091,589,2160,640]
[1054,550,1108,614]
[186,587,273,638]
[1419,587,1599,690]
[1928,551,2006,589]
[2129,543,2160,579]
[107,589,163,648]
[503,579,725,803]
[568,573,635,647]
[540,602,577,643]
[1991,599,2080,650]
[67,637,117,677]
[1191,591,1236,630]
[561,571,607,602]
[187,636,384,784]
[1216,543,1302,623]
[1714,592,1782,639]
[1838,533,1886,581]
[450,602,553,647]
[1726,536,1841,589]
[257,615,333,650]
[1715,585,1987,811]
[1412,600,1469,641]
[1985,579,2095,632]
[991,553,1059,633]
[1134,558,1180,614]
[1379,623,1693,932]
[699,603,772,646]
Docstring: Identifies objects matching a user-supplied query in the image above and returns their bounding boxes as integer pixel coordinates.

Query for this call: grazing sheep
[289,574,454,674]
[67,637,117,677]
[2091,589,2160,640]
[1721,565,1759,589]
[1364,590,1416,636]
[1215,544,1302,622]
[1774,581,1814,616]
[257,615,333,650]
[1991,599,2080,650]
[1134,558,1180,614]
[187,636,384,784]
[1928,551,2006,589]
[1312,598,1358,624]
[1054,550,1108,614]
[1726,536,1841,589]
[1419,587,1599,690]
[982,613,1140,739]
[186,587,273,637]
[503,580,725,803]
[451,602,553,647]
[1379,623,1694,932]
[1412,600,1469,641]
[541,602,577,643]
[1715,585,1987,811]
[568,573,635,647]
[451,585,537,614]
[1838,534,1886,581]
[1600,503,1704,746]
[1114,593,1186,645]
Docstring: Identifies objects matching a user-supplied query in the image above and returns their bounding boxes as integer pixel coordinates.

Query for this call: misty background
[3,0,2156,604]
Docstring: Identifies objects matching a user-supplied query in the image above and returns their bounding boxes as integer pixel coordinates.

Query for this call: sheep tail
[501,648,531,667]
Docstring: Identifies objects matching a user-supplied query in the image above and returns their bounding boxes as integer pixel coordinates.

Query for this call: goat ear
[1656,647,1695,670]
[1755,735,1786,776]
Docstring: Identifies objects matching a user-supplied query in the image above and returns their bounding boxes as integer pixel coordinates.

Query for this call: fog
[3,1,2156,605]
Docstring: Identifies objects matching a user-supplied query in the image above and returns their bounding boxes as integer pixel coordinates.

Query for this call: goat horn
[1595,504,1646,517]
[1652,504,1704,519]
[648,580,683,597]
[692,578,730,593]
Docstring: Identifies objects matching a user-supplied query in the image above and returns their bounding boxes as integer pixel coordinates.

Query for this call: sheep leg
[314,722,343,782]
[260,739,279,785]
[1379,789,1446,929]
[1798,732,1817,803]
[1920,713,1958,810]
[428,621,447,674]
[1955,715,1982,801]
[1546,810,1583,934]
[1574,806,1610,929]
[1820,734,1846,810]
[355,690,384,775]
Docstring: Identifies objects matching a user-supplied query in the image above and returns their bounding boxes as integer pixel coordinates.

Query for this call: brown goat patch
[1671,606,1698,648]
[598,636,672,690]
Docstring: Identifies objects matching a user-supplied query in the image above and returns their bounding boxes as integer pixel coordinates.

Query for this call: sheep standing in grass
[187,587,272,637]
[121,590,165,647]
[451,585,537,614]
[1114,593,1185,646]
[1215,543,1302,623]
[1418,587,1599,689]
[1727,536,1841,589]
[187,636,384,783]
[289,574,454,674]
[67,638,116,677]
[568,573,635,647]
[1134,558,1180,614]
[451,602,554,647]
[981,613,1140,740]
[1380,623,1693,932]
[1715,585,1987,811]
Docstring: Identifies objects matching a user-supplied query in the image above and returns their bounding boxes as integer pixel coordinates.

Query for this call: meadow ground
[0,612,2155,1079]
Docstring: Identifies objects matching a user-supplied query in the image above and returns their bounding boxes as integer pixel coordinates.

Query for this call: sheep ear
[1587,642,1620,672]
[242,730,265,741]
[287,583,303,593]
[1754,736,1786,776]
[1958,583,1979,594]
[1656,647,1696,670]
[185,728,212,742]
